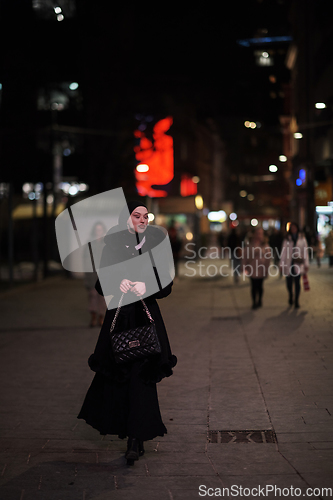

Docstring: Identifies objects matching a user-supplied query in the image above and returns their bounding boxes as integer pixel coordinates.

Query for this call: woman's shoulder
[146,225,167,244]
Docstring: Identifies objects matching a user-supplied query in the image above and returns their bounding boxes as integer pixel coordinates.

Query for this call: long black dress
[77,224,177,441]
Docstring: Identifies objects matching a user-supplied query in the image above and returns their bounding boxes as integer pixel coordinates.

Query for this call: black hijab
[118,200,148,229]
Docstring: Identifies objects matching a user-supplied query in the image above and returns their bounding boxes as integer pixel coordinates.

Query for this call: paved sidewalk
[0,259,333,499]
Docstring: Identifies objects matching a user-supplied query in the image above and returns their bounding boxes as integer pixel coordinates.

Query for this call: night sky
[0,0,293,191]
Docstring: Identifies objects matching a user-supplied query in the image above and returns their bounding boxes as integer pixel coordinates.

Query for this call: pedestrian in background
[227,228,242,283]
[84,222,107,327]
[269,228,283,268]
[279,222,309,308]
[242,227,271,309]
[325,229,333,267]
[314,235,324,268]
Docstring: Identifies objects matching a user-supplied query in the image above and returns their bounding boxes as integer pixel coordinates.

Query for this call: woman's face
[290,224,298,234]
[127,206,149,233]
[94,224,105,240]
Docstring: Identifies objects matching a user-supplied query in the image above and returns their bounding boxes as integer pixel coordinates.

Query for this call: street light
[269,164,278,172]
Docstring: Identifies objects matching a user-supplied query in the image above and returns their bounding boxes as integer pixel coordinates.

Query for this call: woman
[77,201,177,465]
[279,222,309,308]
[242,227,271,309]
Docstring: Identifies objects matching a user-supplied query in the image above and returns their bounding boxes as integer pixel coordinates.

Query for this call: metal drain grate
[208,430,277,444]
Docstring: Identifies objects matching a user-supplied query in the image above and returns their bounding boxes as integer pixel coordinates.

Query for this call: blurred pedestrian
[227,228,242,283]
[325,229,333,267]
[279,222,309,308]
[242,227,271,309]
[269,228,283,268]
[168,221,182,278]
[314,236,324,268]
[78,201,177,466]
[218,230,226,258]
[84,222,107,327]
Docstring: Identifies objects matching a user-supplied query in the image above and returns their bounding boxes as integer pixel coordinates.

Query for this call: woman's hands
[120,279,146,297]
[120,279,134,293]
[131,281,146,296]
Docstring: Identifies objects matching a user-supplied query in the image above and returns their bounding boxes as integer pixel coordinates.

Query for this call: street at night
[0,260,333,498]
[1,0,333,498]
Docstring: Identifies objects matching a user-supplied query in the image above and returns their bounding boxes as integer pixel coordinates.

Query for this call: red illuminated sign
[180,174,198,197]
[134,117,174,197]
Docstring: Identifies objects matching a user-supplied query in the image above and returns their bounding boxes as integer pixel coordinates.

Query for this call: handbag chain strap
[110,293,154,333]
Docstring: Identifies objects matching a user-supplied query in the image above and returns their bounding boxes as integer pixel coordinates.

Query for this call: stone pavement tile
[284,457,333,475]
[300,474,333,491]
[216,474,311,493]
[0,488,86,500]
[115,475,226,492]
[277,431,333,443]
[43,438,115,452]
[208,416,271,430]
[310,441,333,450]
[143,451,209,464]
[161,408,207,425]
[277,442,316,452]
[274,422,333,433]
[144,462,217,476]
[208,456,293,477]
[206,443,277,457]
[278,447,333,463]
[148,442,205,453]
[0,438,48,453]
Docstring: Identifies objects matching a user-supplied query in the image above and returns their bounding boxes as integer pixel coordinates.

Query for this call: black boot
[288,294,293,305]
[125,437,139,465]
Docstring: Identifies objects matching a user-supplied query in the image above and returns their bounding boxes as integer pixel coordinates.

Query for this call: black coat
[78,224,177,439]
[87,224,177,385]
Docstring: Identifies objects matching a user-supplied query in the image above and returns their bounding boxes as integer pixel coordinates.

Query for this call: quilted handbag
[109,293,161,364]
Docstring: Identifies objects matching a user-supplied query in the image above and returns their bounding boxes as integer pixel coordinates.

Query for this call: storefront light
[195,195,203,210]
